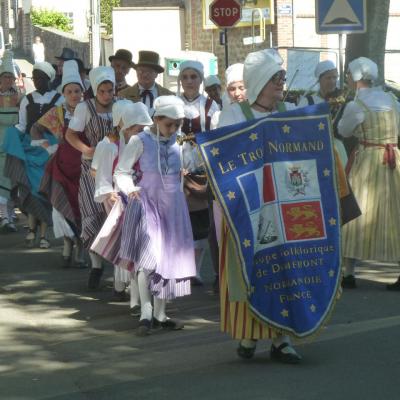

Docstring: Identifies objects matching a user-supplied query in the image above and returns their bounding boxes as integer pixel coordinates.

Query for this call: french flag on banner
[238,164,276,212]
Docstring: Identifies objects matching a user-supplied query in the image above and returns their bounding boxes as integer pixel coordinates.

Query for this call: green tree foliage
[101,0,121,34]
[31,9,73,32]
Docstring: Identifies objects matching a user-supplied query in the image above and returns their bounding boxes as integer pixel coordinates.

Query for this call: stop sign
[209,0,242,28]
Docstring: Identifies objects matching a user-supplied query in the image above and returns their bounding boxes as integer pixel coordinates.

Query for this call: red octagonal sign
[209,0,242,28]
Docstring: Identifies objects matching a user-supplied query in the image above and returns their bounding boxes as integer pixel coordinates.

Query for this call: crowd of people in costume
[1,44,400,363]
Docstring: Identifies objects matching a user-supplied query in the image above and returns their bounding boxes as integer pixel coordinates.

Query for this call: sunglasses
[270,71,287,84]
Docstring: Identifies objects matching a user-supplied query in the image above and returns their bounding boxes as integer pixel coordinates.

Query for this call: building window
[63,12,74,27]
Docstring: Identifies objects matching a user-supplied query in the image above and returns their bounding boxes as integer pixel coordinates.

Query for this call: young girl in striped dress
[114,95,196,335]
[65,66,115,289]
[92,100,152,312]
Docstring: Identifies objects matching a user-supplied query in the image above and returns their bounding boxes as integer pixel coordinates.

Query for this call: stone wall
[32,25,90,67]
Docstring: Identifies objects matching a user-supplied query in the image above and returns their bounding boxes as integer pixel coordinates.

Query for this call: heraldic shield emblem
[196,103,342,337]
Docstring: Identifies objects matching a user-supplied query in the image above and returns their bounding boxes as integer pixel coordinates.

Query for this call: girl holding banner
[217,49,302,363]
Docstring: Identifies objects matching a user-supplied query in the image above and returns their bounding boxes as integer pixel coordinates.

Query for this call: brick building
[119,0,400,84]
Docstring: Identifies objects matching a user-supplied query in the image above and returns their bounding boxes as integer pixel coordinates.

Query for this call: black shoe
[386,278,400,291]
[152,318,184,331]
[341,274,357,289]
[237,341,256,359]
[270,343,302,364]
[136,319,152,336]
[130,305,141,317]
[112,290,129,302]
[62,256,71,268]
[87,268,103,290]
[191,277,204,286]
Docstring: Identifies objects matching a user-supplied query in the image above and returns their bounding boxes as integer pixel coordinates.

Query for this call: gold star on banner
[227,191,236,200]
[323,168,331,177]
[318,122,325,131]
[243,239,251,248]
[282,124,291,134]
[210,147,219,157]
[249,132,258,141]
[281,309,289,318]
[329,218,337,226]
[328,269,335,278]
[310,304,317,313]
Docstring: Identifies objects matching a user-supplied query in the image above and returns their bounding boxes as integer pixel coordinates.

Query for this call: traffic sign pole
[224,28,229,69]
[209,0,242,69]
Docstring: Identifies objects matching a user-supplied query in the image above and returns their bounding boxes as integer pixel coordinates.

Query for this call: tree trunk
[345,0,390,83]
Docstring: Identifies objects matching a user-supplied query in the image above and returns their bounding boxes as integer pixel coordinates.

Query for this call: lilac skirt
[120,173,196,299]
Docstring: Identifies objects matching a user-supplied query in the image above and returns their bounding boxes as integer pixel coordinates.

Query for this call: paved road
[1,217,400,400]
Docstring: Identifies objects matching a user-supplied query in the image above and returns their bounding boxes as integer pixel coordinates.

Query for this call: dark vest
[181,97,213,134]
[26,92,61,133]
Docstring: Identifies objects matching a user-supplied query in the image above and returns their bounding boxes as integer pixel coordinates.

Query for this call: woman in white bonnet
[298,60,339,107]
[0,50,21,233]
[218,49,296,129]
[338,57,400,291]
[65,66,115,289]
[31,60,86,266]
[225,63,246,105]
[211,63,246,129]
[178,60,220,285]
[297,60,348,166]
[217,49,303,364]
[3,61,63,247]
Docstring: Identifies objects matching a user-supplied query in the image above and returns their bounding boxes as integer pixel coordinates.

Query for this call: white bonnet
[89,66,115,95]
[314,60,336,79]
[348,57,378,82]
[243,49,284,105]
[153,95,185,119]
[33,61,56,82]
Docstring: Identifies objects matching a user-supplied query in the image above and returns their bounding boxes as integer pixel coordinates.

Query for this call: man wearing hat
[51,47,77,90]
[109,49,133,95]
[119,50,173,115]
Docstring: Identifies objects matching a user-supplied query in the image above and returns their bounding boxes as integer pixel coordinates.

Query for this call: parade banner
[197,103,341,337]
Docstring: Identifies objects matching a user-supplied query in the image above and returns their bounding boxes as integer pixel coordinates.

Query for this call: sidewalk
[1,220,400,400]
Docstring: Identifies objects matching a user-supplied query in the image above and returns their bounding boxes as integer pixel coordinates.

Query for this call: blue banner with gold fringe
[197,103,341,337]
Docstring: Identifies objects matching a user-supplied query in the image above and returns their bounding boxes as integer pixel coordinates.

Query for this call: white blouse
[68,101,112,132]
[93,137,119,203]
[217,101,297,128]
[16,90,64,132]
[338,87,400,137]
[297,93,324,108]
[181,94,220,131]
[114,128,197,195]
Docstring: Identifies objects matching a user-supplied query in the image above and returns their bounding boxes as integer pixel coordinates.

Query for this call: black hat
[109,49,134,67]
[55,47,77,60]
[133,51,164,73]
